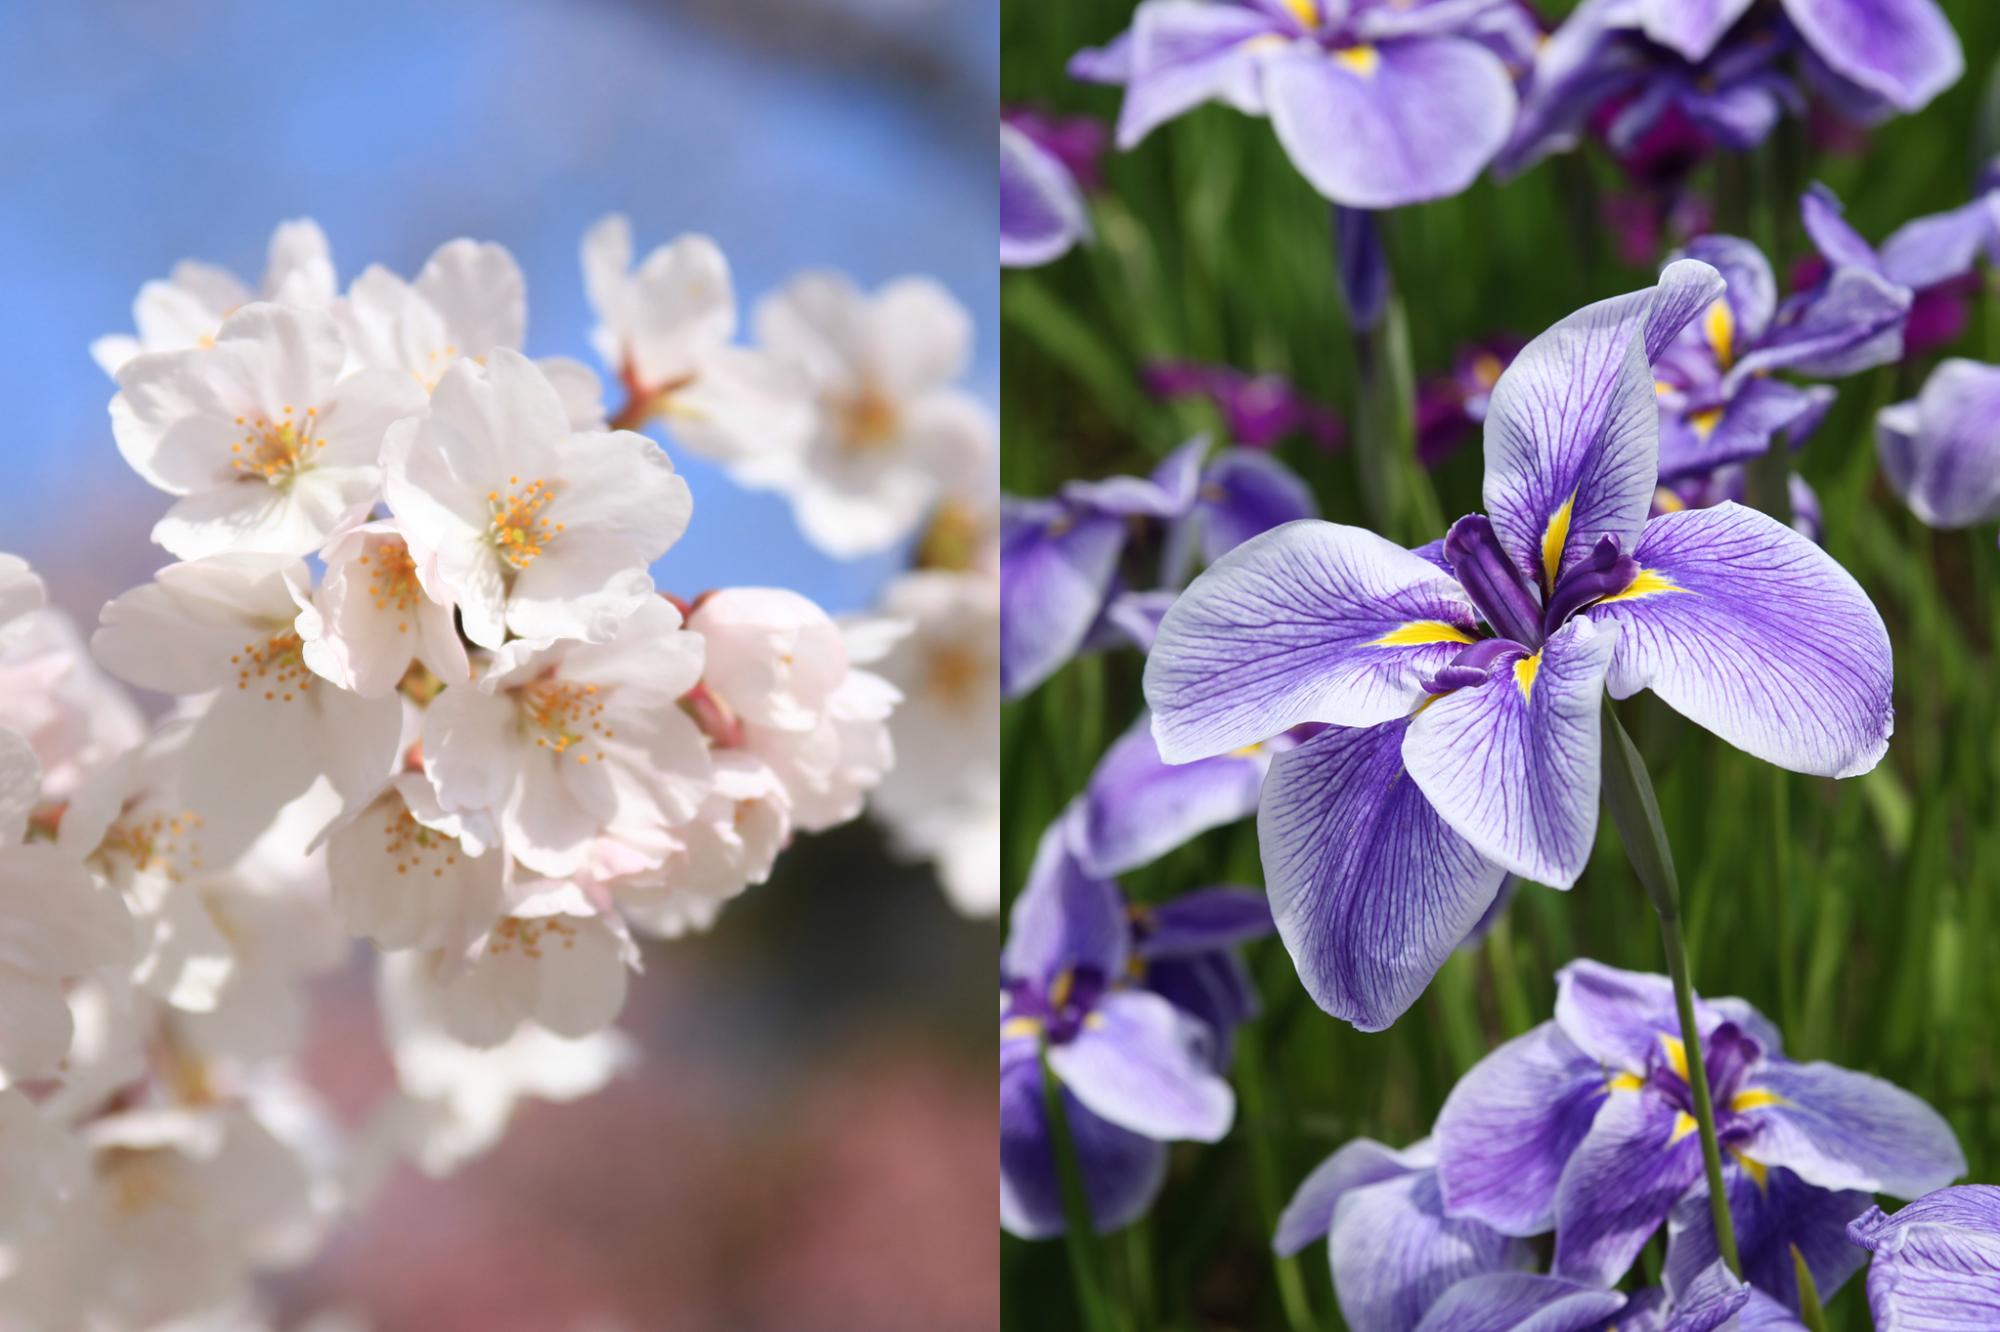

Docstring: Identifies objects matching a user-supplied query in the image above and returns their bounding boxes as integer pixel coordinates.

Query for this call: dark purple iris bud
[1444,513,1543,647]
[1334,205,1389,332]
[1542,533,1639,632]
[1424,636,1527,695]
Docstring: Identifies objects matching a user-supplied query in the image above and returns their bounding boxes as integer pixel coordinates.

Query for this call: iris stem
[1236,1023,1320,1332]
[1598,701,1743,1279]
[1336,210,1441,544]
[1038,1044,1121,1332]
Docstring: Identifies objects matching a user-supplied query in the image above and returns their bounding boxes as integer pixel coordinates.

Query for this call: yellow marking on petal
[1230,742,1266,758]
[1670,1111,1699,1144]
[1689,407,1723,441]
[1730,1146,1770,1192]
[1607,1072,1645,1093]
[1409,692,1443,718]
[1473,353,1504,390]
[1001,1017,1042,1041]
[1731,1087,1785,1113]
[1335,45,1380,76]
[1541,492,1575,592]
[1514,651,1541,702]
[1048,969,1074,1011]
[1283,0,1319,23]
[1704,298,1736,369]
[1083,1012,1108,1031]
[1598,567,1687,605]
[1368,620,1477,648]
[1652,486,1687,513]
[1654,379,1675,397]
[1660,1033,1690,1083]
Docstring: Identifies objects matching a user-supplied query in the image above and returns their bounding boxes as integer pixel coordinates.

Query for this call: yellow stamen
[1670,1111,1699,1144]
[487,478,560,570]
[1000,1016,1042,1041]
[1283,0,1318,24]
[1731,1147,1770,1192]
[1689,407,1724,441]
[1607,1072,1645,1093]
[1660,1033,1690,1083]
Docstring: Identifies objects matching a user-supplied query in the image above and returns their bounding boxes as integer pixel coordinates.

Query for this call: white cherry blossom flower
[0,607,146,801]
[324,772,503,953]
[420,880,636,1047]
[609,751,790,938]
[297,518,467,698]
[382,349,690,648]
[91,218,336,376]
[111,303,428,559]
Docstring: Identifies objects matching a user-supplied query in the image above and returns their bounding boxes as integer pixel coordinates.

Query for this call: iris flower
[1877,358,2000,531]
[1145,261,1895,1030]
[1001,121,1092,269]
[1142,360,1346,451]
[999,811,1271,1237]
[1847,1185,2000,1329]
[1433,961,1964,1292]
[1071,0,1529,208]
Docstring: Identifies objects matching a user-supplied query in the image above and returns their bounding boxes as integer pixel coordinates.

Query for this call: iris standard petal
[1329,1168,1534,1332]
[1483,261,1724,592]
[1065,435,1207,518]
[1741,1059,1966,1198]
[1263,36,1516,209]
[1435,1020,1612,1236]
[1877,358,2000,529]
[1078,712,1268,877]
[1552,1087,1709,1286]
[1049,989,1236,1142]
[1403,615,1616,889]
[1411,1271,1626,1332]
[1259,719,1509,1029]
[1665,1165,1869,1317]
[1116,0,1284,149]
[1001,814,1129,989]
[1145,520,1478,763]
[1136,887,1274,959]
[1274,1135,1433,1257]
[1000,122,1091,269]
[1848,1185,2000,1331]
[1195,449,1321,564]
[1729,264,1910,386]
[1554,958,1740,1070]
[1640,0,1757,63]
[1783,0,1963,113]
[1681,234,1778,344]
[1585,503,1894,778]
[1000,1043,1169,1239]
[999,500,1126,699]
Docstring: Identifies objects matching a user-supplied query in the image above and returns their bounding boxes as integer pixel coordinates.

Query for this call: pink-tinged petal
[1552,1087,1708,1286]
[1585,503,1893,779]
[1274,1136,1434,1257]
[1001,123,1091,269]
[1264,36,1516,208]
[1410,1271,1626,1332]
[1784,0,1963,112]
[1000,1043,1167,1239]
[1877,359,2000,530]
[1848,1185,2000,1331]
[1259,719,1508,1029]
[1403,616,1616,889]
[1048,989,1234,1142]
[1484,261,1724,591]
[1640,0,1756,62]
[1435,1021,1611,1236]
[1742,1060,1965,1198]
[1115,1,1283,149]
[1078,712,1267,877]
[1329,1168,1534,1332]
[1145,521,1478,763]
[1666,1165,1869,1317]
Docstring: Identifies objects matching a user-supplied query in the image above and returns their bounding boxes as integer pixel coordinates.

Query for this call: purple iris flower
[1144,261,1894,1030]
[1001,120,1092,268]
[1847,1185,2000,1329]
[1003,107,1111,193]
[1070,0,1525,208]
[1416,337,1522,467]
[1433,960,1964,1293]
[1877,359,2000,531]
[1143,359,1347,450]
[999,811,1271,1237]
[1654,466,1824,544]
[1662,1160,1870,1317]
[1001,437,1318,698]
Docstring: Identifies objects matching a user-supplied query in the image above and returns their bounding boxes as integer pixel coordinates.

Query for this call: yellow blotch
[1000,1016,1042,1041]
[1598,567,1687,605]
[1731,1087,1785,1113]
[1652,487,1687,514]
[1334,45,1380,76]
[1730,1146,1770,1192]
[1513,651,1541,702]
[1369,620,1476,648]
[1670,1111,1699,1144]
[1048,969,1074,1011]
[1660,1033,1690,1083]
[1283,0,1318,25]
[1689,407,1723,441]
[1704,299,1736,368]
[1541,493,1575,592]
[1607,1072,1645,1093]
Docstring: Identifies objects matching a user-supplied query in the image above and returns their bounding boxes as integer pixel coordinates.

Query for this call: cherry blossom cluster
[0,215,995,1329]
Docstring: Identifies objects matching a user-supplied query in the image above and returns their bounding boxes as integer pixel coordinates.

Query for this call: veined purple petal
[1876,359,2000,529]
[1681,234,1778,343]
[1665,1165,1869,1317]
[1078,711,1269,877]
[1435,1020,1611,1235]
[1048,989,1236,1142]
[1264,36,1517,208]
[1730,264,1910,386]
[1554,958,1749,1071]
[1001,123,1091,268]
[1664,1260,1754,1332]
[1658,380,1833,483]
[1137,886,1274,959]
[1881,194,2000,289]
[1329,1168,1535,1332]
[1403,615,1616,889]
[1411,1271,1627,1332]
[1196,449,1321,563]
[1274,1135,1434,1257]
[1259,719,1509,1030]
[1001,1042,1169,1238]
[1483,261,1724,593]
[1552,1086,1709,1286]
[1585,503,1894,779]
[1740,1059,1966,1198]
[1002,814,1129,990]
[1000,499,1126,698]
[1640,0,1756,63]
[1116,0,1285,149]
[1144,520,1478,763]
[1848,1185,2000,1331]
[1783,0,1963,113]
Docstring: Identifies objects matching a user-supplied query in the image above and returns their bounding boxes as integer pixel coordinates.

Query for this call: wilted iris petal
[1848,1185,2000,1330]
[1000,122,1091,269]
[1876,358,2000,529]
[1782,0,1963,114]
[1408,1271,1625,1332]
[1664,1165,1869,1316]
[1000,1041,1168,1238]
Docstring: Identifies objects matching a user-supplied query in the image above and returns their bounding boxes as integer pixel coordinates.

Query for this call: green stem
[1772,767,1799,1042]
[1599,701,1743,1279]
[1236,1025,1320,1332]
[1336,210,1439,544]
[1039,1045,1120,1332]
[1747,442,1795,530]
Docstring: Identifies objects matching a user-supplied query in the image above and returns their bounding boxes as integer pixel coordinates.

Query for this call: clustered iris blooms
[1145,261,1895,1030]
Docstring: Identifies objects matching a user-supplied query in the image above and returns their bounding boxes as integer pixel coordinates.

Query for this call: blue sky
[0,0,996,616]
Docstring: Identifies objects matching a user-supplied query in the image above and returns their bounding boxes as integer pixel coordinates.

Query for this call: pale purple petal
[1049,989,1236,1141]
[1483,261,1724,591]
[1658,380,1832,481]
[1877,359,2000,529]
[1403,616,1616,889]
[1665,1260,1754,1332]
[1554,958,1735,1070]
[1001,814,1129,990]
[1585,503,1894,778]
[1144,520,1478,762]
[1001,123,1091,268]
[1259,719,1508,1029]
[1000,1043,1168,1238]
[1665,1165,1869,1317]
[1731,264,1911,385]
[1784,0,1964,112]
[1411,1272,1627,1332]
[1681,234,1777,342]
[1264,36,1517,208]
[1329,1169,1534,1332]
[1882,194,2000,289]
[1104,589,1178,652]
[1000,500,1126,698]
[1552,1087,1709,1286]
[1115,0,1285,148]
[1195,449,1320,562]
[1137,886,1273,959]
[1849,1185,2000,1331]
[1641,0,1756,62]
[1070,29,1134,84]
[1274,1136,1433,1257]
[1800,183,1883,273]
[1079,713,1268,877]
[1742,1059,1966,1198]
[1435,1021,1611,1235]
[1065,435,1206,518]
